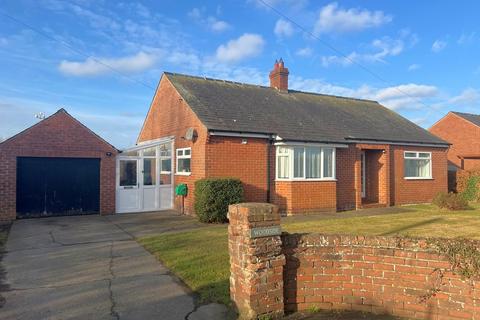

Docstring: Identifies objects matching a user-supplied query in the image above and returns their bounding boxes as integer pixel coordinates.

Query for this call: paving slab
[0,212,226,320]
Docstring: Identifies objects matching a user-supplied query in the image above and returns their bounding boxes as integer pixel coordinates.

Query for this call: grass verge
[139,204,480,306]
[139,225,230,305]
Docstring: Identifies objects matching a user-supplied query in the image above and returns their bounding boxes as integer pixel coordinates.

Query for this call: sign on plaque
[249,226,282,238]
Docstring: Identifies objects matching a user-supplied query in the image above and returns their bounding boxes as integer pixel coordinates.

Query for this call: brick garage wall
[390,146,448,205]
[430,112,480,170]
[0,110,117,222]
[206,136,269,203]
[138,76,209,215]
[282,233,480,320]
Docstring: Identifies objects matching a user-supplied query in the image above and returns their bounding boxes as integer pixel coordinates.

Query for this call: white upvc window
[404,151,432,179]
[160,143,172,174]
[276,146,336,181]
[176,147,191,175]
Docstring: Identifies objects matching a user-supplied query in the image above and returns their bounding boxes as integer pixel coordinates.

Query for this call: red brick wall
[429,112,480,170]
[273,181,337,214]
[283,233,480,319]
[138,76,208,215]
[391,146,448,205]
[336,146,358,211]
[206,136,269,203]
[463,158,480,171]
[0,110,117,222]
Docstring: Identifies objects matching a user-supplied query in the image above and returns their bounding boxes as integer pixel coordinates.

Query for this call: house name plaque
[249,226,282,238]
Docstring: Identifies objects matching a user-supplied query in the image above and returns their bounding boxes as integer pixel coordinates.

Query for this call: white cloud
[290,77,438,110]
[59,51,157,76]
[458,32,476,45]
[296,47,313,57]
[209,19,230,32]
[371,84,438,102]
[188,7,230,33]
[314,2,392,35]
[321,36,404,67]
[408,64,420,71]
[449,88,480,106]
[274,19,294,38]
[432,40,447,53]
[215,33,265,63]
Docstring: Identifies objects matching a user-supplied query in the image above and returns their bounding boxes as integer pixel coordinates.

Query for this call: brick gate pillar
[228,203,285,319]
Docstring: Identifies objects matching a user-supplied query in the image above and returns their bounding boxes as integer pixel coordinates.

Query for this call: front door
[361,151,366,198]
[117,158,140,212]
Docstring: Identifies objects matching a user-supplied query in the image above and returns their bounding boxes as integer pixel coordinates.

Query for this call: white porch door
[116,141,174,213]
[117,158,141,212]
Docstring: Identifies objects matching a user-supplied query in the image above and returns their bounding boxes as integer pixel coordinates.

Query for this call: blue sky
[1,0,479,148]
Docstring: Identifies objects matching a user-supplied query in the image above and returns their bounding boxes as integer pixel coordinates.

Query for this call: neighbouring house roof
[451,111,480,128]
[165,72,448,146]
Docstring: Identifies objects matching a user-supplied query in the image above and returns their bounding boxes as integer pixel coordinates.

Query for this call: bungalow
[129,60,449,215]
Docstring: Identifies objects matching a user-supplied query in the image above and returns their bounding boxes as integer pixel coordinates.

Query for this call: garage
[0,109,117,221]
[17,157,101,218]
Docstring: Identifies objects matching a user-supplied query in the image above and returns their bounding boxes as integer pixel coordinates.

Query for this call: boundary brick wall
[229,203,478,320]
[0,110,117,222]
[283,234,478,320]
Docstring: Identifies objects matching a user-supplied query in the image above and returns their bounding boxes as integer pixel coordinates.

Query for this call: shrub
[462,175,480,201]
[194,178,243,223]
[433,192,468,211]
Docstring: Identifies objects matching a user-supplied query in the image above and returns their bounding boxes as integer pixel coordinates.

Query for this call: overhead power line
[0,10,156,90]
[257,0,436,111]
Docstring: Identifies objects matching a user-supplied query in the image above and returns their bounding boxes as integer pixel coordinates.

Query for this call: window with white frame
[160,143,172,174]
[176,147,191,174]
[404,151,432,179]
[276,146,335,180]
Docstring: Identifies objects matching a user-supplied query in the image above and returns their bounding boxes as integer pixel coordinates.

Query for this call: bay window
[276,146,336,180]
[404,151,432,179]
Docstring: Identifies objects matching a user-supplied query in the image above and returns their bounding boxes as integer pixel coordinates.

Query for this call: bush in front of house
[433,192,469,211]
[462,175,480,201]
[194,178,243,223]
[457,169,480,201]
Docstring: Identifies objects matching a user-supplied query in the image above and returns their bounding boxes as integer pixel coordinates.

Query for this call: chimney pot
[269,58,289,91]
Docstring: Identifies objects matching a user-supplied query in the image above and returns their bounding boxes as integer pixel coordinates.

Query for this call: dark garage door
[17,157,100,218]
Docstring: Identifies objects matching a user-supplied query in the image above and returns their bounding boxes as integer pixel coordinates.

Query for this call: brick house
[134,60,449,215]
[429,111,480,190]
[0,109,117,222]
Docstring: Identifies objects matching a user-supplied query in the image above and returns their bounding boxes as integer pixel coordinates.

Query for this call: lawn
[139,204,480,306]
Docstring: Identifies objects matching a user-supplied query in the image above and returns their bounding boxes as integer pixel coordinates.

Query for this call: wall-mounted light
[106,152,112,157]
[241,139,248,145]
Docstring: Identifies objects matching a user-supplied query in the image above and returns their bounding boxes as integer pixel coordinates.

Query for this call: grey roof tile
[166,72,448,146]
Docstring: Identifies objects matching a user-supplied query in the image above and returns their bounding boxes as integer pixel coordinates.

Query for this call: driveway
[0,211,228,320]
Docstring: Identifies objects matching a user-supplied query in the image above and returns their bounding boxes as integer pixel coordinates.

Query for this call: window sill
[175,172,192,176]
[276,178,337,182]
[404,177,433,180]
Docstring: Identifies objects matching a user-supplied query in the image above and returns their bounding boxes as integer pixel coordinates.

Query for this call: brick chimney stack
[269,58,289,91]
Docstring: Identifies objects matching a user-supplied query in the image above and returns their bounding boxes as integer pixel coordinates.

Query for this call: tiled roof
[166,72,448,146]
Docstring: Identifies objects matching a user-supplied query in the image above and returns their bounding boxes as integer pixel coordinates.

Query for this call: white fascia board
[209,131,273,139]
[274,141,349,148]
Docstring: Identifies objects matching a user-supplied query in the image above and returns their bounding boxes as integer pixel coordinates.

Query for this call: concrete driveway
[0,211,229,320]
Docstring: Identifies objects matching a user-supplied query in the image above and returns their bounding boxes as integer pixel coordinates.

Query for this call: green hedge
[194,178,244,223]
